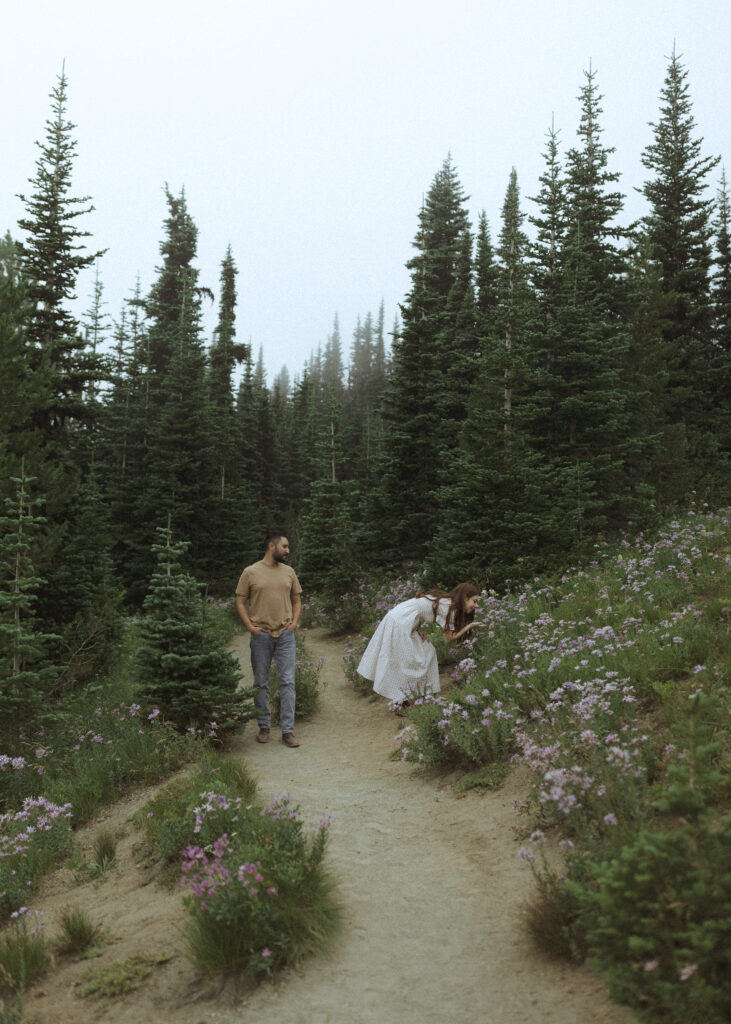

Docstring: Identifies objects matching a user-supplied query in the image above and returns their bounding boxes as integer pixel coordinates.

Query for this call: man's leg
[250,632,274,730]
[273,630,297,736]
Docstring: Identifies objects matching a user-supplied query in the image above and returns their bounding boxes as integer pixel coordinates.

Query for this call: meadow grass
[87,829,117,877]
[1,602,342,990]
[0,622,221,919]
[0,912,50,996]
[269,634,326,722]
[76,952,172,1001]
[54,905,102,956]
[133,753,258,872]
[388,509,730,1024]
[178,795,342,980]
[134,753,342,980]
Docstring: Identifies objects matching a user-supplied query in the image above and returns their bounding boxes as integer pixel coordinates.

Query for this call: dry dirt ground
[23,628,637,1024]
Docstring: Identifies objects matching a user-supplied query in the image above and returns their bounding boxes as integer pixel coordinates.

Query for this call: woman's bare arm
[443,621,487,644]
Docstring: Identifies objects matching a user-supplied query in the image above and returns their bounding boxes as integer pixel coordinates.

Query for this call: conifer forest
[1,53,729,711]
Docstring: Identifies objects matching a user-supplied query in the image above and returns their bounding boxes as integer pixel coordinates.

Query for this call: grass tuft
[454,763,511,795]
[76,952,173,1001]
[0,915,50,996]
[89,829,117,876]
[55,906,103,956]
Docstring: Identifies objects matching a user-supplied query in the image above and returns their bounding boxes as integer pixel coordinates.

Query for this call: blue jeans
[250,629,296,734]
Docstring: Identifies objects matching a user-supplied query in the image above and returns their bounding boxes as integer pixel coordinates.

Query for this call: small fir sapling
[133,520,256,735]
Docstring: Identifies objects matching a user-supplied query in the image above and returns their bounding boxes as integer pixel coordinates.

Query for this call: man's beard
[274,551,288,563]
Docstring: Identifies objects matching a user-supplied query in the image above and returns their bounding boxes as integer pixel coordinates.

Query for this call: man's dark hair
[266,530,286,548]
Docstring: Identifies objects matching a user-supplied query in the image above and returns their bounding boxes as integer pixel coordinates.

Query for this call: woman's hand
[446,622,487,643]
[416,628,428,642]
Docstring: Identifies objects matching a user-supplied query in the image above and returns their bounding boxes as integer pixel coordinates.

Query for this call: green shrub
[574,819,731,1023]
[0,798,74,920]
[568,696,731,1023]
[133,525,257,735]
[77,953,172,1001]
[55,906,102,955]
[270,634,325,722]
[181,794,341,978]
[133,755,258,867]
[0,912,50,995]
[135,757,341,980]
[342,634,370,696]
[88,829,117,876]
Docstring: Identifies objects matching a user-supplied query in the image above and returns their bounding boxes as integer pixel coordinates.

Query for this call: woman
[357,583,484,704]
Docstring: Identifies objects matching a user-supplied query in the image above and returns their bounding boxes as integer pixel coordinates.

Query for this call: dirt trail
[27,629,637,1024]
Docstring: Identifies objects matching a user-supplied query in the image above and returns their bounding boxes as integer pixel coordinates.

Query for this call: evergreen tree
[297,478,358,596]
[273,365,291,401]
[525,120,571,503]
[50,464,122,688]
[134,522,255,734]
[529,120,568,311]
[564,65,627,308]
[15,66,104,443]
[206,246,249,586]
[296,391,356,597]
[119,188,216,598]
[475,211,499,326]
[0,465,58,729]
[640,49,721,485]
[381,156,472,557]
[710,170,731,472]
[492,169,533,449]
[373,301,388,389]
[546,67,641,540]
[322,313,344,392]
[100,282,151,595]
[81,262,111,409]
[0,235,40,489]
[429,170,545,583]
[234,352,270,564]
[622,233,677,507]
[13,67,116,650]
[436,225,479,440]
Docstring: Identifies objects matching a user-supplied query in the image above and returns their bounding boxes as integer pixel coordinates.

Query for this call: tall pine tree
[640,49,721,490]
[16,66,104,445]
[381,156,472,558]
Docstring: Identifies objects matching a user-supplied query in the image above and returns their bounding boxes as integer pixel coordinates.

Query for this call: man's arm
[236,594,261,634]
[288,592,302,630]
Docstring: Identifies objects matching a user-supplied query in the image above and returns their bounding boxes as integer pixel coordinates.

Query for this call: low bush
[0,798,74,920]
[269,635,325,722]
[0,911,50,996]
[135,761,341,981]
[133,526,258,736]
[567,694,731,1024]
[76,953,172,1001]
[55,906,102,956]
[133,754,257,870]
[379,510,730,1024]
[342,633,370,696]
[88,829,117,877]
[181,794,341,979]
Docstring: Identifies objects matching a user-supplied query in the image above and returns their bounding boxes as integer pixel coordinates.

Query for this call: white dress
[357,596,450,702]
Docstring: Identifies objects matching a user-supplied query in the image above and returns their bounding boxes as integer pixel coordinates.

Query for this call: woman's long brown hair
[416,583,479,633]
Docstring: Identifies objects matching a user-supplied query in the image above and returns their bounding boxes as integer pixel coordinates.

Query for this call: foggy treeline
[1,54,729,698]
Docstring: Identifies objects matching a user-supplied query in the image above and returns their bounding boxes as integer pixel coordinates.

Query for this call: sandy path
[26,628,637,1024]
[220,628,636,1024]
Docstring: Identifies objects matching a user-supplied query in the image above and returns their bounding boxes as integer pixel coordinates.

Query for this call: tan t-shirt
[236,560,302,637]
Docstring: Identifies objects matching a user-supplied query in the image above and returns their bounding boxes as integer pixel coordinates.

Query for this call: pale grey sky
[3,0,730,381]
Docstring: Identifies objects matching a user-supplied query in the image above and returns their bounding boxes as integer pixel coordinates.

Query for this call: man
[235,532,302,747]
